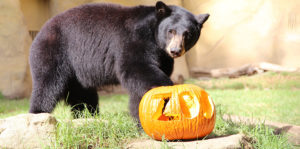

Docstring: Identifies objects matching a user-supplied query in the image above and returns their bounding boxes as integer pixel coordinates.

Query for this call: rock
[0,0,32,99]
[127,134,252,149]
[0,113,57,149]
[223,114,300,145]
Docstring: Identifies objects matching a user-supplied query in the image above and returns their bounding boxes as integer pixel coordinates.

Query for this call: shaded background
[0,0,299,99]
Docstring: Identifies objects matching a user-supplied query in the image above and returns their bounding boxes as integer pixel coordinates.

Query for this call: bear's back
[30,3,160,88]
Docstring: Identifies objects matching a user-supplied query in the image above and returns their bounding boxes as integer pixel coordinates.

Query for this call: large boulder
[0,113,57,149]
[0,0,32,98]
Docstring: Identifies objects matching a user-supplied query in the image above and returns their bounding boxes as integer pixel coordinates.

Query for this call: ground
[0,71,299,148]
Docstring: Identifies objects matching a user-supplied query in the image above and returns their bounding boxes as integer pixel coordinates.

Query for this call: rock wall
[0,0,32,98]
[20,0,50,31]
[184,0,300,70]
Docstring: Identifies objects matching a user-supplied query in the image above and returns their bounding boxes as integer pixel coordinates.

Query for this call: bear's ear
[196,13,210,24]
[155,1,171,18]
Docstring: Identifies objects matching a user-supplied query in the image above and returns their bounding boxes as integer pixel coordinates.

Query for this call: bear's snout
[166,34,185,58]
[170,47,182,58]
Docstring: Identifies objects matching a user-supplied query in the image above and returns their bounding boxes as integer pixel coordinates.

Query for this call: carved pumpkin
[139,84,216,140]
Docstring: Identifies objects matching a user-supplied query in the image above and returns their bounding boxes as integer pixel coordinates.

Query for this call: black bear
[29,1,209,122]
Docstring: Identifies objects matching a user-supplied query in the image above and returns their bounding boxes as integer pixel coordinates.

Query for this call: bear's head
[155,1,209,58]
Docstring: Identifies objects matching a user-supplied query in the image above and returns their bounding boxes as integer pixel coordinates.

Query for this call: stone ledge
[127,134,252,149]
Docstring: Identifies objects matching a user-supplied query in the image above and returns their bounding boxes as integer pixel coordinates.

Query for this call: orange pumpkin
[139,84,216,140]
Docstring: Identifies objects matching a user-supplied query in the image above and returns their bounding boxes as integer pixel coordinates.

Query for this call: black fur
[29,1,209,122]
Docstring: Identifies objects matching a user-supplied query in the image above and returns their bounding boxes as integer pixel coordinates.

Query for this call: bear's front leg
[117,61,173,123]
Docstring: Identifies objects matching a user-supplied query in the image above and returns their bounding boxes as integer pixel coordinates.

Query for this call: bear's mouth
[170,52,183,58]
[167,48,185,58]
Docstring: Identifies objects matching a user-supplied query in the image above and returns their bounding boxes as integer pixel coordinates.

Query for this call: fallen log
[190,62,299,78]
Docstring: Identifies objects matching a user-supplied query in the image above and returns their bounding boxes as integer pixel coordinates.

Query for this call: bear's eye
[168,29,176,35]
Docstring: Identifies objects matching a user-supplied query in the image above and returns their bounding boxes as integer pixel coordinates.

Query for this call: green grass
[50,96,145,148]
[0,72,299,148]
[185,72,300,125]
[0,95,295,148]
[50,95,293,148]
[0,93,29,118]
[210,89,300,125]
[212,106,293,149]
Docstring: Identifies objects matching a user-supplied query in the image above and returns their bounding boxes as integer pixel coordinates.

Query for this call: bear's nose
[170,48,182,57]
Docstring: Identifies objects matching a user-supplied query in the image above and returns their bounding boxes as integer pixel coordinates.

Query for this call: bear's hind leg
[66,80,99,118]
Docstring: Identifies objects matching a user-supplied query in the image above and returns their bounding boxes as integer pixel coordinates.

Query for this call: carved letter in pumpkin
[139,84,216,140]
